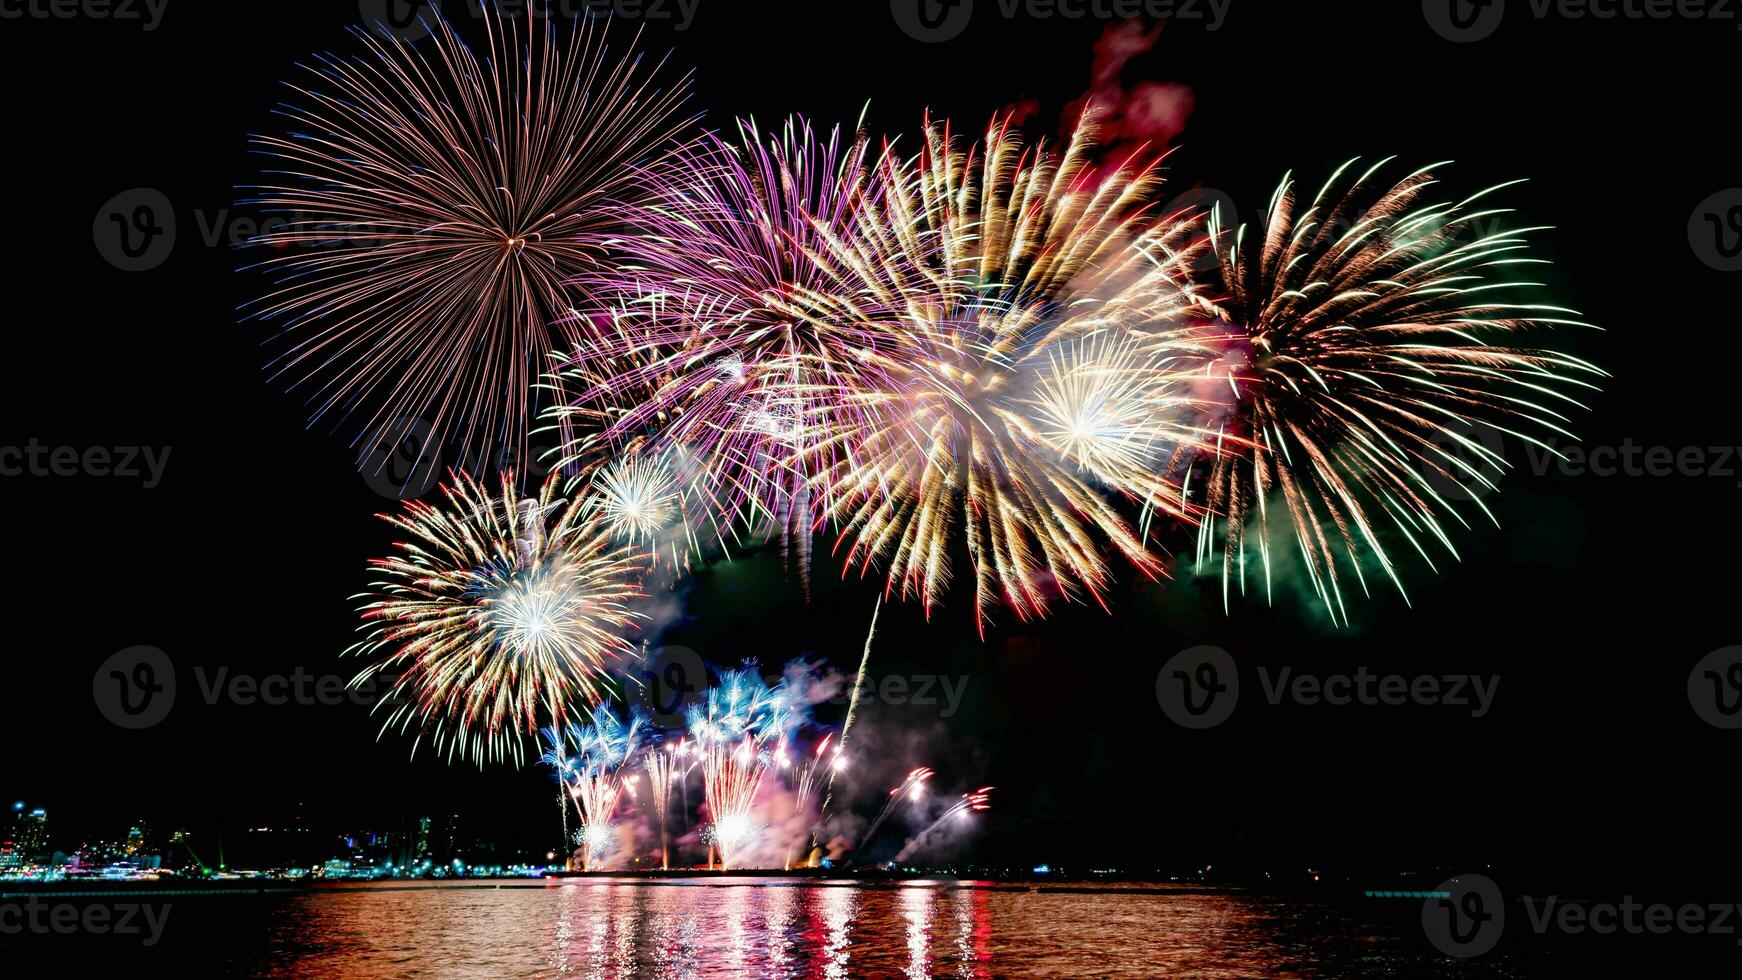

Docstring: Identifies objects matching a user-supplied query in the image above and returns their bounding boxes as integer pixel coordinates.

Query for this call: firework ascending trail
[794,734,833,814]
[347,472,644,766]
[895,788,994,863]
[245,6,695,474]
[806,109,1216,633]
[821,596,879,823]
[1183,161,1605,623]
[539,726,579,868]
[858,767,935,855]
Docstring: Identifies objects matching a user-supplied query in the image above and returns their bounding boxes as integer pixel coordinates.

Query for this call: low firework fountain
[561,708,641,871]
[685,670,781,871]
[643,740,682,871]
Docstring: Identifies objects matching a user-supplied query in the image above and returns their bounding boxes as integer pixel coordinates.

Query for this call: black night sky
[4,0,1739,898]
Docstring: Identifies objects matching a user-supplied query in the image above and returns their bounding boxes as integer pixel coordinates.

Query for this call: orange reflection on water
[248,878,1446,978]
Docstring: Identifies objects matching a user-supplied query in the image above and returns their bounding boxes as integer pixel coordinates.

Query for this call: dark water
[137,880,1517,977]
[26,878,1736,976]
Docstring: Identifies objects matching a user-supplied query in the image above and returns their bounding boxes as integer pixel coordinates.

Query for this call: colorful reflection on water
[231,879,1515,978]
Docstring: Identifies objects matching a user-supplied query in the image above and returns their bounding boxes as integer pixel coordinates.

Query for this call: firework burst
[807,109,1215,631]
[555,116,893,565]
[1184,160,1605,622]
[245,6,694,474]
[347,472,645,766]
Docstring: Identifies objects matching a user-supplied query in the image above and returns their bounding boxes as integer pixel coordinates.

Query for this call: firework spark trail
[1182,160,1605,623]
[820,595,879,825]
[245,6,695,474]
[346,472,644,766]
[803,108,1217,633]
[895,788,993,863]
[858,767,934,855]
[643,740,681,870]
[776,733,836,869]
[795,733,833,813]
